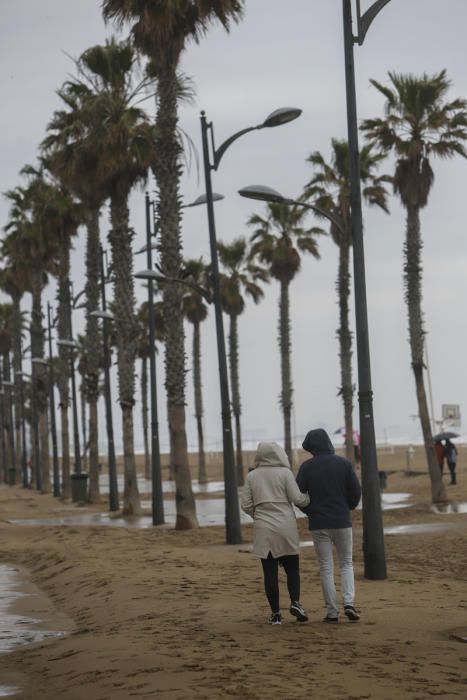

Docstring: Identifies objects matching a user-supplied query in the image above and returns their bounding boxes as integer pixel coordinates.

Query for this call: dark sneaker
[289,601,309,622]
[344,605,360,621]
[323,615,339,623]
[268,612,282,625]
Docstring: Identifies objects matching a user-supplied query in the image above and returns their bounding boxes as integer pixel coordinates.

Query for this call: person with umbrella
[445,439,458,485]
[434,440,446,476]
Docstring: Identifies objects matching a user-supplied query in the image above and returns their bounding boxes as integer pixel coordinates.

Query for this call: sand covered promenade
[0,450,466,699]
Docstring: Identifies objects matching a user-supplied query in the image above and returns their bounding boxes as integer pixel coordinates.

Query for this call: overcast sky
[1,0,466,455]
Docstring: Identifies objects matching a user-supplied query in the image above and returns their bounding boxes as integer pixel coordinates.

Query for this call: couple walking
[241,428,361,625]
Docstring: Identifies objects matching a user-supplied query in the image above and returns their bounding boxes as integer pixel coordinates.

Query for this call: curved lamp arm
[356,0,392,46]
[238,185,346,236]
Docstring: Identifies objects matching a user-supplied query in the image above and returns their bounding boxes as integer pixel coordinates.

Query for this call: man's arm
[295,464,311,514]
[346,464,362,510]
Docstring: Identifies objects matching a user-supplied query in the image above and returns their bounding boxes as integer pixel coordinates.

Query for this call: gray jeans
[312,528,355,618]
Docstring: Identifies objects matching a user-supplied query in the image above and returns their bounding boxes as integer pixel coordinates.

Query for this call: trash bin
[71,472,88,502]
[7,467,16,486]
[378,470,387,492]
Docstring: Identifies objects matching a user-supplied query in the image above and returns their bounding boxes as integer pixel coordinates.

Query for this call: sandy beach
[0,445,466,700]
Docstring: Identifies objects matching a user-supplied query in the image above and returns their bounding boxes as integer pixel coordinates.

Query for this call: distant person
[434,440,446,475]
[241,441,310,626]
[444,439,458,485]
[296,428,361,624]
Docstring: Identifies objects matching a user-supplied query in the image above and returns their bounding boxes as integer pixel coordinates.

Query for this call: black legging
[260,552,300,613]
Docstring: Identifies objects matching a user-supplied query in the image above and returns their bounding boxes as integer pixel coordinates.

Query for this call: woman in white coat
[241,441,310,625]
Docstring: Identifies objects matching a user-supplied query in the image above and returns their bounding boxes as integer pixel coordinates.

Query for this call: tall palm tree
[56,39,158,514]
[302,139,390,463]
[102,0,244,529]
[4,178,60,493]
[248,204,321,464]
[0,235,31,484]
[0,303,16,483]
[181,259,210,484]
[218,238,268,485]
[362,70,467,503]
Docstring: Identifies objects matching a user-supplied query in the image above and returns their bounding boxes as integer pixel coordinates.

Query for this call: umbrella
[433,431,459,441]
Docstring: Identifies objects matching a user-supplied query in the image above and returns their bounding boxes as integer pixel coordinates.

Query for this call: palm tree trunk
[337,241,355,463]
[153,65,197,528]
[108,194,140,515]
[31,269,50,493]
[85,207,101,503]
[279,281,293,465]
[141,356,150,480]
[228,314,244,486]
[192,320,207,484]
[405,205,447,503]
[57,235,72,498]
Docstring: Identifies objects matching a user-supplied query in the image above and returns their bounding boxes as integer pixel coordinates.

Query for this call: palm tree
[181,259,210,484]
[362,70,467,503]
[102,0,244,529]
[4,178,60,493]
[302,139,390,463]
[0,303,16,483]
[56,39,158,514]
[217,238,268,485]
[0,237,31,485]
[248,204,321,464]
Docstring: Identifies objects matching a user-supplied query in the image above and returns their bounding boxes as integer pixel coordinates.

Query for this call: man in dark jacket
[296,428,361,623]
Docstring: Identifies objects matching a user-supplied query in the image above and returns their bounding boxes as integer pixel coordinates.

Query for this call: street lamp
[90,246,119,513]
[238,177,386,578]
[133,193,164,526]
[340,0,390,580]
[14,369,28,488]
[238,185,346,234]
[57,337,85,501]
[199,106,302,545]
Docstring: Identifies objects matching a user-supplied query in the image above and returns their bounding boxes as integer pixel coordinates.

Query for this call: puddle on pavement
[0,688,18,698]
[98,476,224,496]
[431,501,467,514]
[384,522,465,535]
[9,492,412,529]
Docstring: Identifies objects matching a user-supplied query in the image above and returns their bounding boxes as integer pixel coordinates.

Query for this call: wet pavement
[9,492,413,529]
[98,476,225,495]
[384,521,466,535]
[431,501,467,514]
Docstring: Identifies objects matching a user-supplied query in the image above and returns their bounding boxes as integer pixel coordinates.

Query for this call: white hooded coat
[241,442,310,558]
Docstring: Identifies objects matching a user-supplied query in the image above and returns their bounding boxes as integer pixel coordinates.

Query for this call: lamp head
[261,107,302,128]
[238,185,287,204]
[57,339,77,349]
[184,193,224,208]
[31,357,48,366]
[90,310,115,321]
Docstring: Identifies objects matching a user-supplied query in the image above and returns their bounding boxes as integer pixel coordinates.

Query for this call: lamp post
[0,387,5,484]
[238,183,387,579]
[14,367,28,488]
[57,338,84,502]
[90,246,119,512]
[341,0,390,580]
[138,193,164,525]
[200,107,302,545]
[33,315,60,499]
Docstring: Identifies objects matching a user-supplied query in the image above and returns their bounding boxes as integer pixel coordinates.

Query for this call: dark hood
[302,429,335,455]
